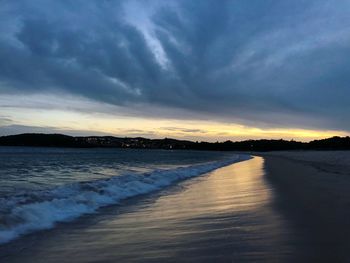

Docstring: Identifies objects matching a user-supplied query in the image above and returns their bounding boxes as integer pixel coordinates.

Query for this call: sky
[0,0,349,142]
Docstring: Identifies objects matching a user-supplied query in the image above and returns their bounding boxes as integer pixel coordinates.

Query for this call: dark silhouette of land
[0,133,349,151]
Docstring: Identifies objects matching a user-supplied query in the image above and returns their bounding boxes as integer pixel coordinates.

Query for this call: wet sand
[0,156,335,262]
[264,152,350,261]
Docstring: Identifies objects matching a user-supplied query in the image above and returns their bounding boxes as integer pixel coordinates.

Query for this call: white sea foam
[0,154,250,244]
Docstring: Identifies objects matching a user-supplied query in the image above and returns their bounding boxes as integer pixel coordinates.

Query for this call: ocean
[0,147,247,244]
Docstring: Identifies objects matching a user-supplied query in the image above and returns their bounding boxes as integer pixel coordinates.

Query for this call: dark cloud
[161,127,207,134]
[0,0,350,131]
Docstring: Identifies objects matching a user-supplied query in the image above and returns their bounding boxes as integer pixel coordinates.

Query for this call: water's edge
[0,154,251,244]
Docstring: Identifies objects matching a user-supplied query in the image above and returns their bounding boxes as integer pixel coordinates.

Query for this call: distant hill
[0,134,80,147]
[0,133,349,151]
[0,133,195,150]
[308,136,350,150]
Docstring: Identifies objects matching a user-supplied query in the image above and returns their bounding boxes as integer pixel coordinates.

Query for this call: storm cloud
[0,0,350,131]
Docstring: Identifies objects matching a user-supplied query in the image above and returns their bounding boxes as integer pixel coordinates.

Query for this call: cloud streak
[0,0,350,132]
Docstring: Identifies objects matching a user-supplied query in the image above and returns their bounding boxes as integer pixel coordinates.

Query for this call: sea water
[0,147,248,244]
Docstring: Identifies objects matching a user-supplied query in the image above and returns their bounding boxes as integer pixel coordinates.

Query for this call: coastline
[0,153,249,245]
[262,151,350,260]
[1,152,350,262]
[0,157,311,262]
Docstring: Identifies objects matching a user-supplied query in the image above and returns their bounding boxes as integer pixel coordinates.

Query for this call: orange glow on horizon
[1,106,347,142]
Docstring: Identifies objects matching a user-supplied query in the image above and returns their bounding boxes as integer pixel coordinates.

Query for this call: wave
[0,154,251,244]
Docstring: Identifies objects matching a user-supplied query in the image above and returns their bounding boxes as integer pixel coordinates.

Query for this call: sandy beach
[262,151,350,261]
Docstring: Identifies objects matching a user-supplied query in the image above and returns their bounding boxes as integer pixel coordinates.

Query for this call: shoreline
[0,154,249,245]
[1,153,350,261]
[0,157,310,262]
